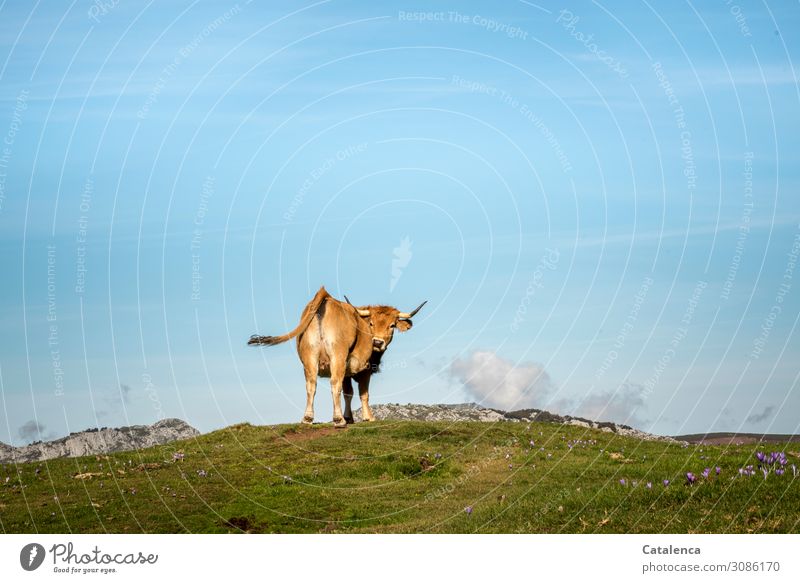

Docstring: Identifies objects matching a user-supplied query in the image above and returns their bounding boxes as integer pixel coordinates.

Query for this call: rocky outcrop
[355,402,507,423]
[356,403,680,443]
[503,407,680,443]
[0,419,199,463]
[0,441,14,461]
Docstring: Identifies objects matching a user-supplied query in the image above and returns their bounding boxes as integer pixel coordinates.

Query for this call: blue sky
[0,0,798,444]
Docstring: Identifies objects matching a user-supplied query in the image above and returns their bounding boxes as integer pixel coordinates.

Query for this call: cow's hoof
[301,415,314,425]
[364,416,376,422]
[344,416,354,425]
[332,417,347,429]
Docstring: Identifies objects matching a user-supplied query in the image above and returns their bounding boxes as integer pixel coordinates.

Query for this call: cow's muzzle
[372,338,386,351]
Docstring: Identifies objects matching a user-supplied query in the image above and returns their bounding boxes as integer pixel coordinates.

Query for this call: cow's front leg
[342,377,354,424]
[302,356,318,424]
[329,357,347,428]
[357,373,375,422]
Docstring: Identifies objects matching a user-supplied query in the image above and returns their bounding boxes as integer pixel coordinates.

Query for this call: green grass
[1,420,798,533]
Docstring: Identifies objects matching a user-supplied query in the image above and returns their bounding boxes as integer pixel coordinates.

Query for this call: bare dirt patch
[223,515,264,533]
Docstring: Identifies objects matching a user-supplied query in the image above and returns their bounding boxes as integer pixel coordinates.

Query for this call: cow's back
[296,296,363,378]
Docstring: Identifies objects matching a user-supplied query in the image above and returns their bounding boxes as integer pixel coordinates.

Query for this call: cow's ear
[396,319,412,332]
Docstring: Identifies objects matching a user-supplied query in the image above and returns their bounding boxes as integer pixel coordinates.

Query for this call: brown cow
[248,287,425,427]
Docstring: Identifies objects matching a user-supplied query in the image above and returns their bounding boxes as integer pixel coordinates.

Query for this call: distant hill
[362,403,800,446]
[355,402,679,443]
[674,432,800,445]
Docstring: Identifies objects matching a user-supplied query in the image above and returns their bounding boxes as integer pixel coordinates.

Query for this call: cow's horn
[398,300,427,319]
[344,295,370,317]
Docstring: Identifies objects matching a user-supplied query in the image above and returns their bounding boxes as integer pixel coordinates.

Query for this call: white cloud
[449,350,553,410]
[568,383,646,426]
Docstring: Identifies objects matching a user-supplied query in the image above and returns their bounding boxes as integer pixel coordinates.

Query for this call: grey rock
[356,403,681,443]
[355,403,507,423]
[0,418,199,463]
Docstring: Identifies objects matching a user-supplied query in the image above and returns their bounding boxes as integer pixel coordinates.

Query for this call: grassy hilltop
[1,420,798,533]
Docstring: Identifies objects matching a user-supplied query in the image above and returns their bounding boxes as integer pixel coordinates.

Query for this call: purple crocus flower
[464,506,473,516]
[663,479,670,487]
[646,482,652,489]
[755,451,766,463]
[775,468,785,476]
[686,472,697,485]
[715,466,721,475]
[762,467,768,480]
[701,468,710,479]
[619,478,627,486]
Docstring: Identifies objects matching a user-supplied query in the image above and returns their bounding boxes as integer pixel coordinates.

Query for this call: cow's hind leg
[343,377,354,424]
[329,356,347,428]
[301,354,319,425]
[357,374,375,422]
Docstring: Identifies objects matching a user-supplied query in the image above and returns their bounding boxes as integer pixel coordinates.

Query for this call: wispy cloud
[447,350,648,426]
[746,405,775,424]
[567,215,800,249]
[694,65,798,87]
[96,383,134,419]
[565,382,646,426]
[448,350,553,410]
[17,419,48,443]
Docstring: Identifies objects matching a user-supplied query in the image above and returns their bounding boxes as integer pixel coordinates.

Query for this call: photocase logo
[20,543,46,571]
[390,236,413,292]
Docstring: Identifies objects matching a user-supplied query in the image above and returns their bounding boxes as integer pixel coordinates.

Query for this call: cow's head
[345,297,426,352]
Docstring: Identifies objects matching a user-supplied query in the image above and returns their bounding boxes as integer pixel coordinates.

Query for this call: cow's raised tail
[248,286,330,347]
